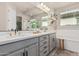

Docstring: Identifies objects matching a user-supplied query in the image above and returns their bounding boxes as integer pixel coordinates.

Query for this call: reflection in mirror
[16,16,22,31]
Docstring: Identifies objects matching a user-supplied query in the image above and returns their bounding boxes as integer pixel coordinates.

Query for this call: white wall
[57,22,79,52]
[6,4,16,31]
[64,40,79,52]
[0,3,16,31]
[0,3,7,31]
[56,3,79,52]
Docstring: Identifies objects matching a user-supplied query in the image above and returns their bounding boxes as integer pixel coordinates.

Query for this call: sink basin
[32,31,41,34]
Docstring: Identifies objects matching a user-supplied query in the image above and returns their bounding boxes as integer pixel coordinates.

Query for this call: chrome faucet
[9,29,18,36]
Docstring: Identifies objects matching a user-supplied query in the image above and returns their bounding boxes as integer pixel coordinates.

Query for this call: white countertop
[0,31,55,45]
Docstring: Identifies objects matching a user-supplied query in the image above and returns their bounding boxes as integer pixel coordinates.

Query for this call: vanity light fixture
[40,2,43,6]
[37,3,50,13]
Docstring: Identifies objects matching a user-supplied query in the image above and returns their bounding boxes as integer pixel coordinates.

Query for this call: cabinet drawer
[40,44,48,52]
[40,39,48,47]
[40,35,49,42]
[24,38,38,46]
[40,49,48,56]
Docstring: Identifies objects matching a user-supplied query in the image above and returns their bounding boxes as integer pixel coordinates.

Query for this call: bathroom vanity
[0,32,56,56]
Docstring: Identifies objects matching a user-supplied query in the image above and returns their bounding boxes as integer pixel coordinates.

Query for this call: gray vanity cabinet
[0,33,56,56]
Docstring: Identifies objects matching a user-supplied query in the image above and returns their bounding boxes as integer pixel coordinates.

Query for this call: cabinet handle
[25,51,28,56]
[23,51,28,56]
[42,46,47,52]
[23,52,25,56]
[53,38,54,41]
[44,46,47,49]
[43,50,47,54]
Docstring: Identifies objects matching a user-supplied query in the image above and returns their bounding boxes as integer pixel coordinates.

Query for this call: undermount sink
[32,31,41,34]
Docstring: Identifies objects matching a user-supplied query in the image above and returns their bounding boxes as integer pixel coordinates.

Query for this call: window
[76,18,79,25]
[42,21,48,26]
[41,16,49,27]
[60,17,77,26]
[30,19,41,29]
[60,10,79,26]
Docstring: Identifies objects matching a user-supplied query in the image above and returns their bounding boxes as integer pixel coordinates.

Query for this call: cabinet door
[50,38,54,51]
[29,43,38,56]
[25,43,38,56]
[49,34,56,51]
[0,40,26,56]
[53,34,56,49]
[7,49,24,56]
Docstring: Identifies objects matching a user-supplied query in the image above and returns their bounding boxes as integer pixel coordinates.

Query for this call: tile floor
[49,48,79,56]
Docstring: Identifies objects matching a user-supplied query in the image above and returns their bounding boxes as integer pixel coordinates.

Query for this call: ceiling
[12,2,77,19]
[44,2,76,9]
[14,2,44,17]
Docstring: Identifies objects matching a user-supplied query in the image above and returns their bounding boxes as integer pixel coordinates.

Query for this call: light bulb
[40,3,44,6]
